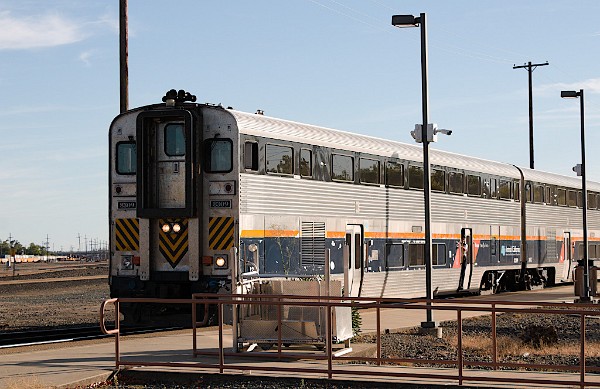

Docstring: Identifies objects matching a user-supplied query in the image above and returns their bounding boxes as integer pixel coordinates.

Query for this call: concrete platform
[0,285,591,389]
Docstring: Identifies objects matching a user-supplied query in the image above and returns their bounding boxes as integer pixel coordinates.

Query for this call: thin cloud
[0,11,85,50]
[536,78,600,96]
[79,50,94,66]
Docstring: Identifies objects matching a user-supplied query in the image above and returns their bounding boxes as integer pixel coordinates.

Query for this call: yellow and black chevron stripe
[159,219,188,268]
[115,218,139,251]
[209,217,234,250]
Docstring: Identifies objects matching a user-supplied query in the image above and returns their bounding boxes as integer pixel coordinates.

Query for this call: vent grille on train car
[301,221,326,267]
[547,228,557,261]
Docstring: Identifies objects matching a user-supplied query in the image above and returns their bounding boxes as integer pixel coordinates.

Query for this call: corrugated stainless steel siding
[240,174,520,225]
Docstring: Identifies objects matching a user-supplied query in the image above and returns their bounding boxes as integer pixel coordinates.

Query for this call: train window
[589,244,597,259]
[300,149,312,177]
[116,141,136,175]
[385,243,404,270]
[244,142,259,171]
[567,190,577,207]
[164,123,185,156]
[589,192,597,210]
[355,234,362,269]
[449,172,464,194]
[514,181,520,202]
[203,139,233,173]
[408,165,423,189]
[331,154,354,181]
[359,158,380,184]
[490,178,497,198]
[557,188,567,206]
[467,175,481,196]
[534,184,544,204]
[431,169,445,192]
[408,243,425,267]
[547,187,553,205]
[266,144,293,175]
[577,191,582,208]
[524,183,532,203]
[386,161,404,187]
[432,243,446,266]
[499,180,511,200]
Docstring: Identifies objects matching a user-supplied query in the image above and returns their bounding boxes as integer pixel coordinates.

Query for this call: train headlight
[214,254,228,269]
[161,223,171,233]
[172,223,181,233]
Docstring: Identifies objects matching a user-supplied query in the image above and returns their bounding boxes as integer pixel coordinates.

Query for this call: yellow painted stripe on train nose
[209,217,234,250]
[159,219,189,267]
[115,218,139,251]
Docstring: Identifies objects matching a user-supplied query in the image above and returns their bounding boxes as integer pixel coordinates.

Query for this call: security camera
[434,129,452,136]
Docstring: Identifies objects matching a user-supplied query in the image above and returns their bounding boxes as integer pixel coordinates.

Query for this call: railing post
[192,295,197,357]
[277,296,282,358]
[327,302,333,379]
[376,300,381,366]
[457,309,463,386]
[580,312,586,389]
[115,300,120,370]
[218,300,224,373]
[492,303,497,370]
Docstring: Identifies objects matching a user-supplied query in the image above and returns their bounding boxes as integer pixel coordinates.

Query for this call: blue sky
[1,1,599,251]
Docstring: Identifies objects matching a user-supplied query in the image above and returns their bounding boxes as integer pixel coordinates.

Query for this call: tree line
[0,240,47,256]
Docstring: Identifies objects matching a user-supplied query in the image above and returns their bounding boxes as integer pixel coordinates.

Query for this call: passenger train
[109,89,600,309]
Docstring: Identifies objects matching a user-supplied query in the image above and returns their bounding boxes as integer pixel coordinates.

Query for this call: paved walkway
[0,285,592,389]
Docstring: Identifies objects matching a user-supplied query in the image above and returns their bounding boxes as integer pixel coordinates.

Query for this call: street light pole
[561,89,590,301]
[392,13,437,329]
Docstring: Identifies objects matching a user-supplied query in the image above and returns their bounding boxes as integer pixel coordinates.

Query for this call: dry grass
[450,333,600,359]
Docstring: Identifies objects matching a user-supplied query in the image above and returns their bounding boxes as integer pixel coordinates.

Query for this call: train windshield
[204,139,233,173]
[116,141,136,174]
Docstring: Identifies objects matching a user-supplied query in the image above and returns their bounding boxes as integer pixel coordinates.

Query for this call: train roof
[229,109,521,179]
[228,109,600,192]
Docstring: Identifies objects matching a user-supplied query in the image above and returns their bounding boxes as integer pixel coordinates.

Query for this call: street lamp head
[561,90,581,99]
[392,14,420,27]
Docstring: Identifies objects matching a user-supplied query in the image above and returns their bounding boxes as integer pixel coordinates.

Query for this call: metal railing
[100,294,600,388]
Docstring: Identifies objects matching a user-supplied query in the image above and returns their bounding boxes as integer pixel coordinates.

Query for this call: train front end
[108,90,237,321]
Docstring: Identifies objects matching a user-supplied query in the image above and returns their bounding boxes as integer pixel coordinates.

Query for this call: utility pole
[513,61,549,169]
[45,234,50,262]
[77,233,81,253]
[119,0,129,113]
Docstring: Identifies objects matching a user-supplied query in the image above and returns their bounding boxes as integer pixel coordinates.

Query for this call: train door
[136,110,196,271]
[345,225,364,297]
[562,232,572,281]
[458,228,473,291]
[490,226,499,264]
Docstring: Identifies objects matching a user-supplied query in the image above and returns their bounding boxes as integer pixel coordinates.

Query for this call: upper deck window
[300,149,312,177]
[431,169,445,192]
[449,172,464,194]
[164,123,185,156]
[467,174,481,196]
[204,138,233,173]
[116,141,136,175]
[359,158,380,184]
[332,154,354,181]
[499,180,511,200]
[386,161,404,187]
[408,165,424,189]
[266,144,293,175]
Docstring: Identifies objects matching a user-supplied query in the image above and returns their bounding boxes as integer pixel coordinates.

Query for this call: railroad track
[0,324,184,349]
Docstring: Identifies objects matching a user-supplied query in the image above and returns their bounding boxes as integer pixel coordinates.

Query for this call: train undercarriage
[479,267,555,295]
